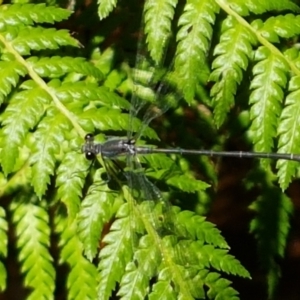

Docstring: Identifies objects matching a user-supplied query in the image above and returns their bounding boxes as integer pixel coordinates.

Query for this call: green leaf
[10,195,55,299]
[56,82,130,108]
[225,0,300,15]
[79,106,158,139]
[97,204,134,300]
[1,87,50,175]
[31,107,71,198]
[249,169,293,298]
[204,272,239,299]
[141,153,177,170]
[144,0,177,64]
[98,0,118,20]
[0,59,27,104]
[0,4,72,26]
[118,234,163,299]
[249,47,288,167]
[56,151,89,219]
[0,207,7,291]
[175,0,218,102]
[0,207,8,258]
[195,244,250,278]
[277,75,300,189]
[167,174,210,193]
[55,214,98,300]
[176,210,229,248]
[0,262,6,292]
[258,14,300,42]
[150,280,176,300]
[10,27,79,55]
[210,16,255,127]
[28,56,103,79]
[77,184,115,261]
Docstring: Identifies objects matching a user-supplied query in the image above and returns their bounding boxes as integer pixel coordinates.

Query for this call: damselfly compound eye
[85,133,94,142]
[85,152,95,160]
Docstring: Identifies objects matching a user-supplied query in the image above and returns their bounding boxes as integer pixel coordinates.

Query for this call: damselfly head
[82,133,96,160]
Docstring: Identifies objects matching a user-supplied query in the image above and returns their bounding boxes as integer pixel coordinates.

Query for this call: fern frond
[249,169,293,298]
[144,0,177,64]
[210,16,255,127]
[97,203,134,300]
[105,193,246,299]
[141,153,175,169]
[0,58,26,103]
[142,153,209,193]
[77,183,116,261]
[204,272,239,300]
[257,14,300,42]
[277,73,300,189]
[0,3,72,26]
[175,0,219,103]
[56,214,98,299]
[98,0,118,20]
[31,107,72,198]
[54,82,129,108]
[10,27,79,55]
[10,194,55,299]
[150,277,176,299]
[192,243,250,278]
[56,151,89,219]
[167,174,209,193]
[122,199,196,300]
[223,0,299,15]
[176,210,229,248]
[249,46,288,164]
[28,56,103,79]
[0,207,7,291]
[1,86,51,175]
[119,235,178,300]
[79,106,158,139]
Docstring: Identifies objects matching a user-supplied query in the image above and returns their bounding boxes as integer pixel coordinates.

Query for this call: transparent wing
[125,151,181,240]
[127,9,182,141]
[127,20,155,140]
[135,72,182,141]
[125,152,161,202]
